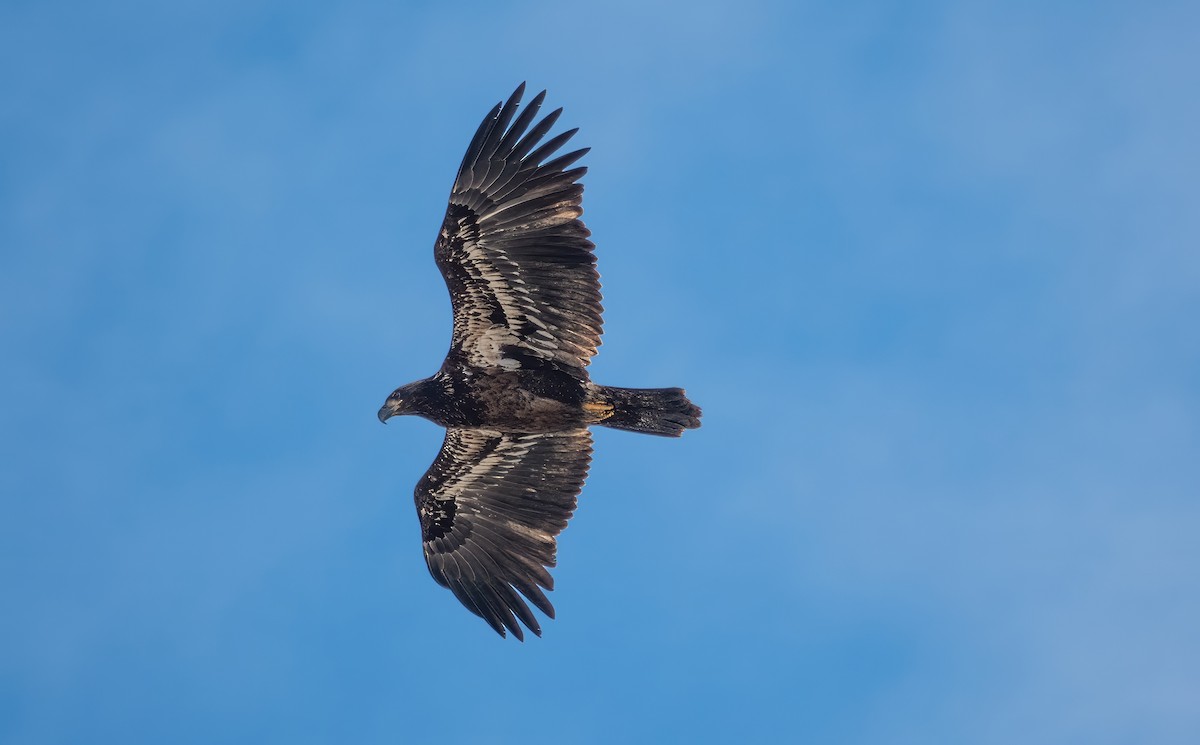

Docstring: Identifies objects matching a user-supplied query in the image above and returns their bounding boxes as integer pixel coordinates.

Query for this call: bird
[378,83,701,640]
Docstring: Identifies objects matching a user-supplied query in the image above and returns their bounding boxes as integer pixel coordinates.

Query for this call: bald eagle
[378,84,701,639]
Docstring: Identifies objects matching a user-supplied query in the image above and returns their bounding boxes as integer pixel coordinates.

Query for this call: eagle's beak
[377,404,394,424]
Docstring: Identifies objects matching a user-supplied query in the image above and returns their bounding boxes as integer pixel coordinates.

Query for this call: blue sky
[3,0,1198,742]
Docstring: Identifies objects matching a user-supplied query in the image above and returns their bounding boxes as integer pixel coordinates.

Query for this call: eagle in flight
[378,84,701,639]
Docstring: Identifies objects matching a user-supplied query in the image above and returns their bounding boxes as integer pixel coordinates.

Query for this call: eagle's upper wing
[415,427,592,639]
[435,83,602,377]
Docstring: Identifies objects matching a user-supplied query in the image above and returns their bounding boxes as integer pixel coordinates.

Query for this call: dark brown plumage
[378,84,701,640]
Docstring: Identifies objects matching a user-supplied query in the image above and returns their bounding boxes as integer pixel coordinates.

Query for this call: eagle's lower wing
[435,83,602,378]
[415,427,592,639]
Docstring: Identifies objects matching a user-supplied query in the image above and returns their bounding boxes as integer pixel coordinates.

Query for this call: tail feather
[595,386,702,437]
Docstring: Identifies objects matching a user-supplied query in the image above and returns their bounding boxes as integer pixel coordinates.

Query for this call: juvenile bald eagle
[378,84,701,640]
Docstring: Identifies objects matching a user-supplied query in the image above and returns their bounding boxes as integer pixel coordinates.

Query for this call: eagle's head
[377,382,420,423]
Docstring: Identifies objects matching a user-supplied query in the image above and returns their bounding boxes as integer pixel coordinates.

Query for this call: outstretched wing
[415,427,592,640]
[435,83,603,378]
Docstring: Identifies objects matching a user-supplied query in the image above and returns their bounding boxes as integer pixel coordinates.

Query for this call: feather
[435,91,603,375]
[415,429,591,639]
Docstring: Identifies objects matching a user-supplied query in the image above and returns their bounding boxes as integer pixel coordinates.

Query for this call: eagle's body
[392,367,595,433]
[378,84,701,640]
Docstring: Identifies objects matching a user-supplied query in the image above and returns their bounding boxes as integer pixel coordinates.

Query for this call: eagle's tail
[593,386,702,437]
